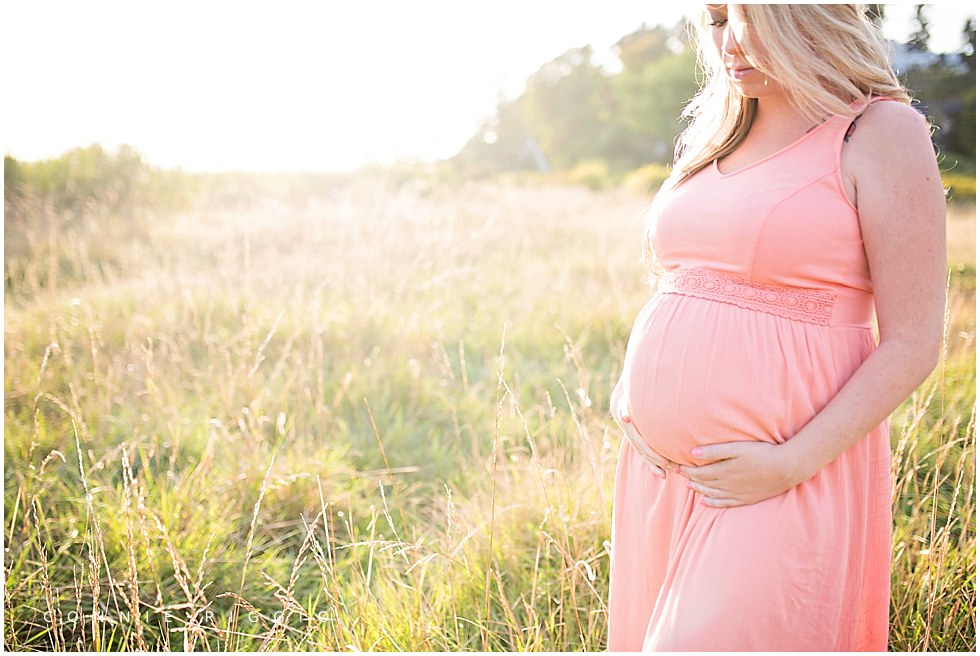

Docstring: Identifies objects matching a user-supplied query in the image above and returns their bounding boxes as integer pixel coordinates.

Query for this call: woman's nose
[721,28,741,58]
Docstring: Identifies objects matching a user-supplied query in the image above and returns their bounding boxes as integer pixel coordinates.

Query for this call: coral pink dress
[607,99,896,651]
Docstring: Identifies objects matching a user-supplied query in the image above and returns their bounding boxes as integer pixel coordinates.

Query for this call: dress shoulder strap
[843,96,899,142]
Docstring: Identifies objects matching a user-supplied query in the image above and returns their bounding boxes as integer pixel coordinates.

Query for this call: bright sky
[2,2,974,172]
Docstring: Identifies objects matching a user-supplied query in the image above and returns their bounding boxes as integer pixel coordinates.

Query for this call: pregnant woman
[606,5,946,651]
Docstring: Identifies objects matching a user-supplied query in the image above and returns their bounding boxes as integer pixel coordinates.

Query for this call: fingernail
[691,447,702,457]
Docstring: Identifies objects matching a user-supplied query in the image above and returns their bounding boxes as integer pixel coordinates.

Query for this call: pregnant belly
[620,292,848,467]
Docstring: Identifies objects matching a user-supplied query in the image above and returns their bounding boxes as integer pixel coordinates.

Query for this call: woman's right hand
[611,382,681,479]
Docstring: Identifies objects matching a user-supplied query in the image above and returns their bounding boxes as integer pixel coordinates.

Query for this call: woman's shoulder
[844,98,934,169]
[838,96,940,210]
[851,98,932,145]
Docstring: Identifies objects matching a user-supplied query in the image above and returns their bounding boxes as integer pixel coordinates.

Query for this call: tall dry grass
[3,176,975,650]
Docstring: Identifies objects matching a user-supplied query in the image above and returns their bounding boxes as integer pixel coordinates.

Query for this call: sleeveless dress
[607,98,896,651]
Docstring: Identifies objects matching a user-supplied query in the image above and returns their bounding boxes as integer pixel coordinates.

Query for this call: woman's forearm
[782,337,940,481]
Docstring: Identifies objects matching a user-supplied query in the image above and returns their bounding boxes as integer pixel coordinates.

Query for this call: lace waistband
[657,268,838,326]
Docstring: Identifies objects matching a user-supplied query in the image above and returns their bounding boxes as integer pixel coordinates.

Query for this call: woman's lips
[728,66,755,81]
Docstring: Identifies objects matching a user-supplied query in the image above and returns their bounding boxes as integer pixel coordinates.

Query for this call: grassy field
[3,174,975,651]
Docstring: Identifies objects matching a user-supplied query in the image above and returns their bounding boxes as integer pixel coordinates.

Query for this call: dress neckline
[713,98,871,179]
[713,117,835,178]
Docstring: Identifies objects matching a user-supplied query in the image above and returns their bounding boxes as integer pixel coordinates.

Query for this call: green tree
[902,9,977,162]
[962,16,976,73]
[453,95,541,177]
[522,45,617,169]
[612,23,699,168]
[909,4,932,52]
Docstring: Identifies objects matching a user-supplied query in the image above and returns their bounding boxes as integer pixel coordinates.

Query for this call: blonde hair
[669,4,911,187]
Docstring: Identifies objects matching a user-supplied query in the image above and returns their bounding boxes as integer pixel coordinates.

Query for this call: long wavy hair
[642,4,912,275]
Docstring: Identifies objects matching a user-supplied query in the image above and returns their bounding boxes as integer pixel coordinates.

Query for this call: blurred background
[3,2,976,180]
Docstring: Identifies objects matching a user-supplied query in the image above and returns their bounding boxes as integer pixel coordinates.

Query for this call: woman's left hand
[680,441,810,508]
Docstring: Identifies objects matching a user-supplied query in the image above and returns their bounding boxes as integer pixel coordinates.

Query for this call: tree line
[452,8,976,181]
